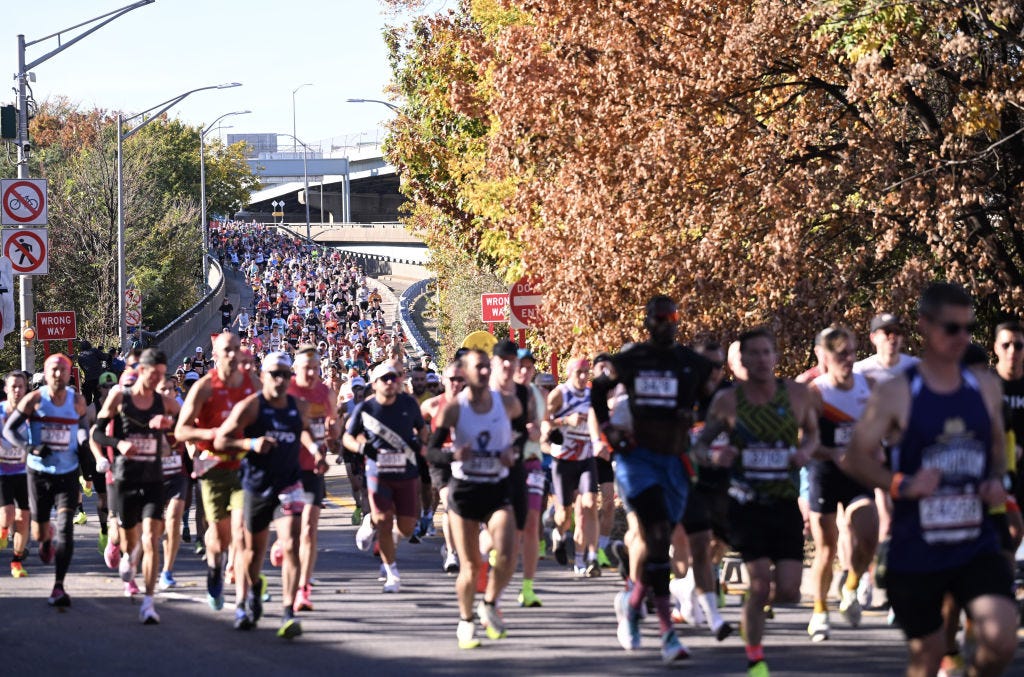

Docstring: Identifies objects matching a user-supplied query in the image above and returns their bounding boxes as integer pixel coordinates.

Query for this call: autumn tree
[385,0,1024,369]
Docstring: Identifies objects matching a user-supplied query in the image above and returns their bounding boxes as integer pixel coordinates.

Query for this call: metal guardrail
[399,277,437,361]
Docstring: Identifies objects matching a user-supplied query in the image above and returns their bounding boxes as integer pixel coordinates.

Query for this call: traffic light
[0,105,16,140]
[22,323,35,345]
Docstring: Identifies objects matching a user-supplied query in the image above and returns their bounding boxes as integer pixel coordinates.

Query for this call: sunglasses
[652,310,679,323]
[379,373,398,383]
[938,321,977,336]
[447,376,465,383]
[1000,341,1024,350]
[267,370,292,379]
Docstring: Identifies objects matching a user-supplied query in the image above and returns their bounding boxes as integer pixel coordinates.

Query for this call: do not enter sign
[508,275,542,330]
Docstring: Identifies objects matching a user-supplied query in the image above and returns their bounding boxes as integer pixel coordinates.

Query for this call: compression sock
[746,644,765,663]
[845,571,860,592]
[653,594,674,634]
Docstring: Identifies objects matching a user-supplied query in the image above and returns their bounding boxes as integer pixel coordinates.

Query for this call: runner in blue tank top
[845,283,1017,677]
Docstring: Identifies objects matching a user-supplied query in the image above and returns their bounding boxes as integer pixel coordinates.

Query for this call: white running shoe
[476,601,507,640]
[382,575,401,593]
[443,552,459,574]
[118,552,135,583]
[839,587,862,628]
[808,611,831,642]
[355,514,377,552]
[614,590,641,651]
[457,619,480,649]
[139,598,160,625]
[857,575,874,608]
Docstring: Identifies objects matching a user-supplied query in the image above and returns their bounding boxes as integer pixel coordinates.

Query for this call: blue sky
[8,0,418,147]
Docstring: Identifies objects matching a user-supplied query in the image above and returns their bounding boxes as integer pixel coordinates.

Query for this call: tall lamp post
[200,109,251,276]
[346,98,400,224]
[292,83,313,155]
[13,0,155,371]
[117,82,242,351]
[277,133,313,240]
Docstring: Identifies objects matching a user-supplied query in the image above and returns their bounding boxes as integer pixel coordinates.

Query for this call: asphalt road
[2,469,1022,676]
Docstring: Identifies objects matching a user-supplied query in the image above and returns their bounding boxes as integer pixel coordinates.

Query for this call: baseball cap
[870,313,901,333]
[370,362,399,383]
[535,373,556,387]
[261,351,292,372]
[195,346,203,353]
[349,376,367,388]
[426,372,440,384]
[493,339,519,358]
[98,371,118,386]
[517,347,535,362]
[184,371,200,382]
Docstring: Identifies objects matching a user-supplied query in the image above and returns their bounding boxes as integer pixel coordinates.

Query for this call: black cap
[870,313,901,333]
[493,339,519,358]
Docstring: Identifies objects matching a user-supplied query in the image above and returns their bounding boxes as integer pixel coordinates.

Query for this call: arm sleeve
[426,426,454,465]
[91,417,121,449]
[590,374,615,425]
[2,409,30,449]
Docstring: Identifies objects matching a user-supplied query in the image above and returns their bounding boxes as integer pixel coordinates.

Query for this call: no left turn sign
[1,228,48,275]
[1,179,48,225]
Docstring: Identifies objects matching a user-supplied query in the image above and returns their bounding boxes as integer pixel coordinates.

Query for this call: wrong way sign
[1,228,48,275]
[1,179,48,226]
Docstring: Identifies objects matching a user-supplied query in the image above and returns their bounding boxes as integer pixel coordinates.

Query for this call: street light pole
[117,82,242,352]
[277,133,312,241]
[200,110,251,281]
[14,0,155,371]
[292,83,312,155]
[346,98,401,224]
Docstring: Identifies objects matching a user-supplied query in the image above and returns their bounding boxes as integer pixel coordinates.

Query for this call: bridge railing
[151,255,225,361]
[398,277,437,361]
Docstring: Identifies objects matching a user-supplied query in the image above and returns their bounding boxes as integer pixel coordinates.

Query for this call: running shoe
[596,547,612,568]
[426,523,437,537]
[79,476,93,497]
[119,552,135,583]
[103,539,120,570]
[552,530,568,566]
[938,653,967,677]
[234,606,254,631]
[123,580,140,597]
[715,620,735,642]
[294,584,313,612]
[277,617,302,639]
[443,551,459,575]
[47,586,71,607]
[248,585,264,623]
[207,567,224,610]
[857,575,874,609]
[457,619,481,649]
[748,659,770,677]
[260,573,270,602]
[614,590,641,651]
[97,532,108,556]
[476,601,507,640]
[0,527,7,550]
[194,540,205,557]
[382,575,401,593]
[517,588,542,608]
[351,506,363,526]
[355,513,377,552]
[73,510,88,526]
[660,629,690,664]
[39,526,55,565]
[158,570,177,591]
[584,560,602,578]
[807,611,830,642]
[839,587,862,628]
[573,564,588,578]
[415,514,431,539]
[270,540,284,567]
[11,561,27,578]
[139,598,160,625]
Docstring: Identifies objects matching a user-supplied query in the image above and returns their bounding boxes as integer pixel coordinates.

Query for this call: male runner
[93,348,180,624]
[694,328,818,676]
[0,371,30,578]
[426,349,522,648]
[993,321,1024,551]
[174,332,257,611]
[285,346,337,611]
[3,354,88,607]
[215,351,324,639]
[845,283,1018,677]
[343,362,426,593]
[591,296,713,664]
[853,313,919,382]
[513,348,546,606]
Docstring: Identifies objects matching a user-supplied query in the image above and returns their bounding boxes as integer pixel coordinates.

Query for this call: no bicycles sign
[1,179,48,226]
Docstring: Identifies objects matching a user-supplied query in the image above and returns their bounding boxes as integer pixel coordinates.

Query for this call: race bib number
[128,435,158,459]
[377,452,406,470]
[833,424,854,447]
[40,425,71,448]
[526,470,546,492]
[742,446,792,472]
[277,482,306,514]
[310,420,326,442]
[919,493,982,543]
[464,453,501,476]
[635,375,678,399]
[162,454,183,471]
[0,445,24,462]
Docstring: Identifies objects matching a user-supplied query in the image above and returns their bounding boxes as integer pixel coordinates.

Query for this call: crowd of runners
[0,222,1021,676]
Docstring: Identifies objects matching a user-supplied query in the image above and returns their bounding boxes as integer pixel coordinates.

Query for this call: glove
[95,457,110,474]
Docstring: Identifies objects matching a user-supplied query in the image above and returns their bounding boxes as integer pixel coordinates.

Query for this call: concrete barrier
[398,277,437,361]
[151,255,225,365]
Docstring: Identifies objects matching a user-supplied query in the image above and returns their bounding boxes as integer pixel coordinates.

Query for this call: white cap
[195,346,203,353]
[369,362,398,383]
[261,351,293,372]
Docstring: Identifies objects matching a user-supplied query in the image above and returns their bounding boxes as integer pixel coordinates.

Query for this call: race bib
[833,424,854,447]
[919,493,982,544]
[277,482,306,515]
[377,452,407,470]
[635,375,678,399]
[162,454,183,471]
[526,470,546,492]
[40,424,71,448]
[310,420,326,442]
[464,453,501,476]
[0,445,24,462]
[742,446,792,472]
[128,435,158,459]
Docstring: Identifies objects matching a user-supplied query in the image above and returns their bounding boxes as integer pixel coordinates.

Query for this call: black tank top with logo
[113,392,166,485]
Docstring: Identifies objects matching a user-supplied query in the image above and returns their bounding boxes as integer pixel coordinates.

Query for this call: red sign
[1,179,47,225]
[481,293,508,323]
[36,311,77,341]
[508,275,542,330]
